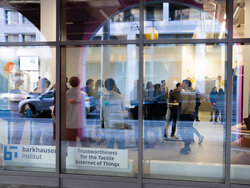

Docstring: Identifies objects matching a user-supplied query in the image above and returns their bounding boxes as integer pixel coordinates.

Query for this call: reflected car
[18,90,94,118]
[18,90,54,118]
[0,90,28,111]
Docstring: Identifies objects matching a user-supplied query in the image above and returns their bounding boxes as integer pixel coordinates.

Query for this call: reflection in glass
[63,46,138,177]
[0,0,56,42]
[144,1,226,40]
[64,0,139,41]
[143,44,226,182]
[0,46,56,172]
[233,0,249,38]
[231,44,250,184]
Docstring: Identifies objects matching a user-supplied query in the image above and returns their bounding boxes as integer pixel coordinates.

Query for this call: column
[40,0,56,85]
[243,0,250,117]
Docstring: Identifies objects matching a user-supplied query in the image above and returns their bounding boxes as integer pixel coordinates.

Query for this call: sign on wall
[3,144,55,167]
[66,147,128,169]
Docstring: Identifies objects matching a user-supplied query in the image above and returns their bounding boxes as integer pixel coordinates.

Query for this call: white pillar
[40,0,56,85]
[243,1,250,117]
[163,3,169,21]
[126,34,137,96]
[41,0,56,41]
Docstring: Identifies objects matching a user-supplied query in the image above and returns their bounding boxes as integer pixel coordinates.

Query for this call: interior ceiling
[5,0,227,41]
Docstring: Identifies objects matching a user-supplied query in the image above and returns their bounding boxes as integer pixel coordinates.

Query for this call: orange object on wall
[4,62,15,74]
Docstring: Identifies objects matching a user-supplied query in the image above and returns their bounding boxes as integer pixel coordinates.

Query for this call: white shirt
[66,87,88,129]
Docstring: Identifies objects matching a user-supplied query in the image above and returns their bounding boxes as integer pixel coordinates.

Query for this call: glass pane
[62,45,138,177]
[143,44,226,182]
[144,1,226,40]
[233,0,250,38]
[64,0,139,41]
[0,46,56,172]
[231,44,250,184]
[0,0,56,42]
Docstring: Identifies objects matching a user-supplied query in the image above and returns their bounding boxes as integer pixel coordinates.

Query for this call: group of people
[64,76,124,148]
[64,76,226,155]
[130,79,204,153]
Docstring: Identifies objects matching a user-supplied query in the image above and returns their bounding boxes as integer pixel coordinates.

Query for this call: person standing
[93,79,106,99]
[161,80,169,99]
[101,78,125,149]
[194,88,201,121]
[66,76,89,147]
[209,87,219,123]
[178,79,196,154]
[82,78,94,96]
[164,82,181,140]
[216,88,225,123]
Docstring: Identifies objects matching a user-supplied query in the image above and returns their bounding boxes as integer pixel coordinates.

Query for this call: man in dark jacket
[164,82,181,140]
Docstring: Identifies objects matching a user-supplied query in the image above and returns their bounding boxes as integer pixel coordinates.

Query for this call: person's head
[176,82,180,88]
[86,79,94,88]
[95,79,103,88]
[161,80,166,86]
[182,79,191,89]
[154,83,162,96]
[146,81,153,90]
[218,88,224,95]
[12,72,24,87]
[154,83,161,91]
[69,76,80,88]
[105,78,115,91]
[211,87,217,93]
[42,78,51,89]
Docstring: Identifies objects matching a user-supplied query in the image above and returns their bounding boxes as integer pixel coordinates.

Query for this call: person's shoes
[97,138,105,145]
[198,135,204,144]
[89,137,96,143]
[171,135,179,140]
[164,135,169,141]
[196,119,200,122]
[179,147,191,154]
[214,120,218,124]
[209,119,213,122]
[180,147,191,152]
[144,143,154,149]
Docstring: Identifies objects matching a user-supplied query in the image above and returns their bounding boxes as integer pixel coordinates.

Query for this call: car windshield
[41,92,54,98]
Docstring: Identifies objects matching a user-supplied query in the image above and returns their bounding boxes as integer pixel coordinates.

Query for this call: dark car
[18,91,95,118]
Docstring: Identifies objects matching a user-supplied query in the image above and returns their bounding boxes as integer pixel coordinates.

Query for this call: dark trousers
[178,114,194,149]
[210,106,219,121]
[169,107,178,136]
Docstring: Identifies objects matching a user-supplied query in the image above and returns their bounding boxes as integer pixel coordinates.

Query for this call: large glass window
[143,44,227,182]
[61,45,139,177]
[0,0,56,42]
[64,0,139,41]
[2,0,250,187]
[0,46,56,172]
[144,1,227,40]
[231,44,250,184]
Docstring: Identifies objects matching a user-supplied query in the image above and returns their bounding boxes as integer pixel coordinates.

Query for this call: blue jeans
[104,129,125,149]
[178,114,194,149]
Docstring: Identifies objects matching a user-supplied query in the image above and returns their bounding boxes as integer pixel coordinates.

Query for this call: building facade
[0,0,249,187]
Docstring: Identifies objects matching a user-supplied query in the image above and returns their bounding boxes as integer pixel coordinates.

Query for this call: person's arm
[166,87,169,99]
